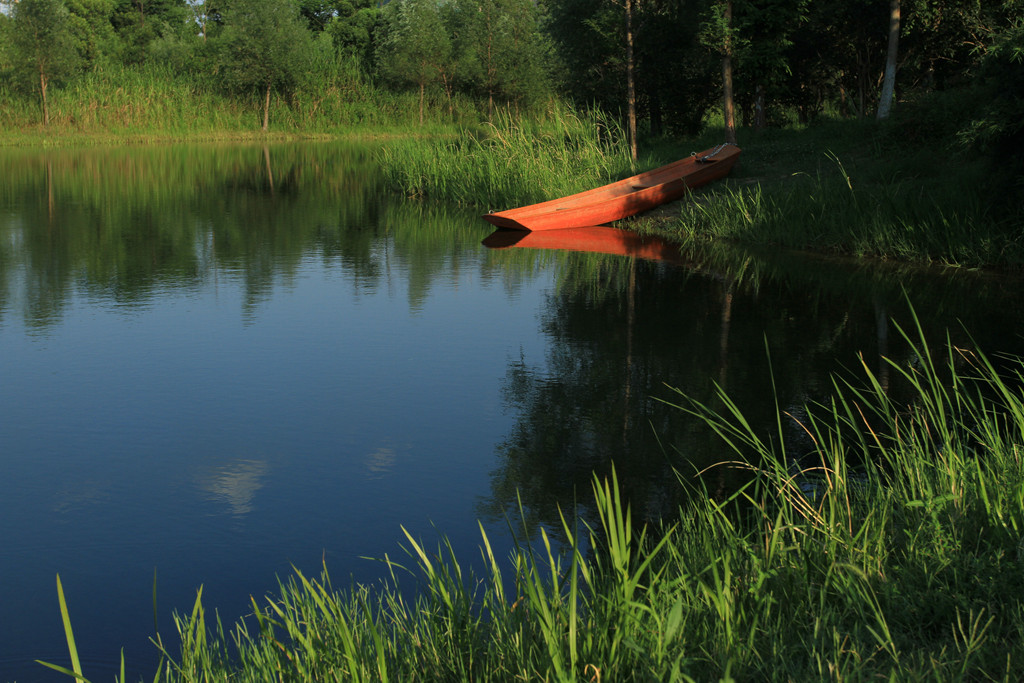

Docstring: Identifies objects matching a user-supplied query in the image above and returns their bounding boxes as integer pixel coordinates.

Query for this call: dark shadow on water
[481,225,1024,536]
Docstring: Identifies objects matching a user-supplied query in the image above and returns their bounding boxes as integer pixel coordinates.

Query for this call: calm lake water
[2,143,1023,681]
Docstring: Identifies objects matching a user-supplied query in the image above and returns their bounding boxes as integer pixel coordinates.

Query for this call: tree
[216,0,314,131]
[543,0,623,111]
[11,0,80,126]
[895,0,1003,91]
[700,0,738,143]
[876,0,900,118]
[65,0,119,70]
[187,0,223,43]
[296,0,383,70]
[298,0,337,31]
[0,10,12,75]
[959,15,1024,201]
[544,0,645,143]
[326,0,382,74]
[720,0,736,142]
[730,0,810,127]
[795,0,888,118]
[376,0,452,124]
[453,0,549,117]
[773,0,843,122]
[110,0,190,64]
[544,0,718,139]
[632,0,719,137]
[625,0,637,158]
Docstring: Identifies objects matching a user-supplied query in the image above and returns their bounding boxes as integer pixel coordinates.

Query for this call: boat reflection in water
[482,225,687,264]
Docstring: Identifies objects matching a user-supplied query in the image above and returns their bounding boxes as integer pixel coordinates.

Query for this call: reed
[39,309,1024,681]
[0,62,473,143]
[376,103,638,210]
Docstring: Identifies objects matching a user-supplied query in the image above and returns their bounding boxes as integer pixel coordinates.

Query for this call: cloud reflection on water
[196,459,269,517]
[364,446,396,479]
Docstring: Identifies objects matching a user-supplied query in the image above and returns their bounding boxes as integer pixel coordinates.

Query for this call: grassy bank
[0,63,477,147]
[372,101,1023,270]
[44,316,1024,681]
[376,105,638,211]
[5,67,1019,268]
[636,111,1024,269]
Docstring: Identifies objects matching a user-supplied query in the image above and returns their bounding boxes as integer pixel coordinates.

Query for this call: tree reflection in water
[481,227,1024,535]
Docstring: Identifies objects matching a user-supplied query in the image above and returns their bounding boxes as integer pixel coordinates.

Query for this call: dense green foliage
[375,0,452,123]
[43,319,1024,680]
[8,0,80,125]
[0,0,1020,137]
[217,0,314,130]
[0,0,553,131]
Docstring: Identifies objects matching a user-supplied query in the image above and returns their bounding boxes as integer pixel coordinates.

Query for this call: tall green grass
[668,150,1023,268]
[376,104,639,210]
[0,63,473,144]
[41,311,1024,681]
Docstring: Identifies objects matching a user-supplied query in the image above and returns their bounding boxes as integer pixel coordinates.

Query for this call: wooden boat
[481,143,740,232]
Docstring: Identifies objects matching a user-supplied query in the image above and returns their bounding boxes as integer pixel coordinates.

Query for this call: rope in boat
[692,142,734,163]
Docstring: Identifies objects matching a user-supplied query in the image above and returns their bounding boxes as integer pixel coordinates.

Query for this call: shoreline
[5,118,1022,271]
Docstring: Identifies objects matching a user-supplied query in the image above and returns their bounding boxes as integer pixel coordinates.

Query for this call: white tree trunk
[877,0,900,120]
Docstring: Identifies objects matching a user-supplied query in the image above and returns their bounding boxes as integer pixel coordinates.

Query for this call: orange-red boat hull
[481,144,740,232]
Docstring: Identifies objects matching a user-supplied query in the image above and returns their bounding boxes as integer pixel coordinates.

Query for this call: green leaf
[56,574,87,683]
